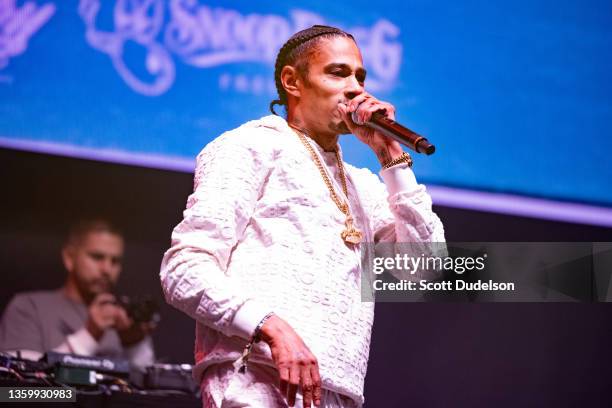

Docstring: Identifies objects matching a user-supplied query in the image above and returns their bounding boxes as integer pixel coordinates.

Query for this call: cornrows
[270,25,354,116]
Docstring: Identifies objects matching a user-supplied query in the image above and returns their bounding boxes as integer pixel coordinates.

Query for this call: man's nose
[100,258,114,276]
[344,76,364,100]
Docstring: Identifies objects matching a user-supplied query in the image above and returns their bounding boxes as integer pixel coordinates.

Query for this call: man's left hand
[337,93,399,144]
[337,93,404,165]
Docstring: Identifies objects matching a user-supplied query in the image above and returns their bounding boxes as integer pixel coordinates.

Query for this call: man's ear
[62,246,75,273]
[281,65,301,98]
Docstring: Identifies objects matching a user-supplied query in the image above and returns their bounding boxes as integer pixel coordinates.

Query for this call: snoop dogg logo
[79,0,402,96]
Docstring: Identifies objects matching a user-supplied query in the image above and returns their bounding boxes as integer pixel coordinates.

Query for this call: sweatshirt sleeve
[355,162,447,280]
[160,131,274,341]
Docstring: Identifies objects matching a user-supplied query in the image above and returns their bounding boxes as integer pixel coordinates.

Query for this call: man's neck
[62,280,86,304]
[287,113,338,152]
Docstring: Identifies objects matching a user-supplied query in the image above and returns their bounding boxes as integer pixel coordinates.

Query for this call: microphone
[351,110,436,155]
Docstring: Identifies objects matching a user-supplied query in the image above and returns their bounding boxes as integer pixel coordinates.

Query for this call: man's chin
[88,283,114,297]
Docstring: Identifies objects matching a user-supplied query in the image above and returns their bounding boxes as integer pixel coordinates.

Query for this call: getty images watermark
[371,252,514,292]
[360,242,612,302]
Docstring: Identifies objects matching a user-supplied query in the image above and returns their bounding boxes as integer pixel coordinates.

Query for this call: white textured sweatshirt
[160,115,446,406]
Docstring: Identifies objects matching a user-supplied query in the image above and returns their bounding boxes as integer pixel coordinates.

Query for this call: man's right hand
[85,293,118,340]
[259,315,322,408]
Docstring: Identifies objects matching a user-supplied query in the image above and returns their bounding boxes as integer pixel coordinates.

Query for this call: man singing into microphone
[160,25,445,408]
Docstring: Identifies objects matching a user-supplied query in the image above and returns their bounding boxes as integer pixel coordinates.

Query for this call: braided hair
[270,25,354,116]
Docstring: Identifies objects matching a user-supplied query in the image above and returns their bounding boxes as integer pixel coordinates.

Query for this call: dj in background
[0,219,155,370]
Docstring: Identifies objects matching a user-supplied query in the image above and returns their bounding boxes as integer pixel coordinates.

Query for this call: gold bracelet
[382,152,413,169]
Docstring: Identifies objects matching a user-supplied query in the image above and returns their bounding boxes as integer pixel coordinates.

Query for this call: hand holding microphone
[338,94,436,155]
[352,110,435,155]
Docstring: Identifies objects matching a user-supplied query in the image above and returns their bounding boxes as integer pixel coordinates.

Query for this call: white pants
[200,362,360,408]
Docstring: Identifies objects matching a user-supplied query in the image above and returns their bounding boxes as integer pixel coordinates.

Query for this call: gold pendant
[341,216,363,245]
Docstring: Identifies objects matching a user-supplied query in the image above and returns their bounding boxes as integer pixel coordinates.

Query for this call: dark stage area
[1,147,611,406]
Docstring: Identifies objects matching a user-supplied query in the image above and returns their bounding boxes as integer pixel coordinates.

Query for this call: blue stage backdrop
[1,0,611,206]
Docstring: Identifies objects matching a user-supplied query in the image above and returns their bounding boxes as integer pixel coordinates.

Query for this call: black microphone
[352,110,436,155]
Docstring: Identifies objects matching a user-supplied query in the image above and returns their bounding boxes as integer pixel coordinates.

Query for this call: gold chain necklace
[289,124,363,245]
